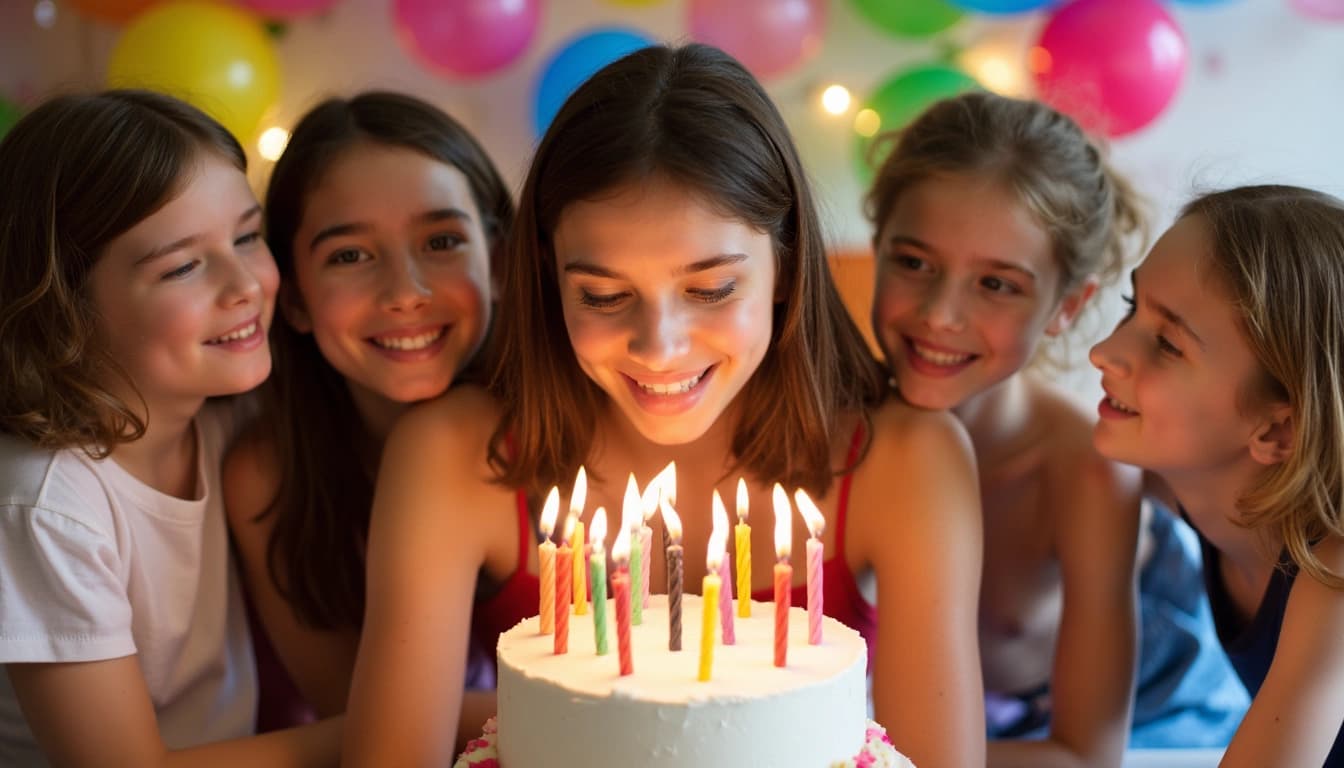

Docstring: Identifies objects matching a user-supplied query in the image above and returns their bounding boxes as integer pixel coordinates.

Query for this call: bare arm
[989,455,1142,768]
[1220,537,1344,766]
[223,434,358,717]
[341,391,511,767]
[8,657,340,768]
[855,405,985,768]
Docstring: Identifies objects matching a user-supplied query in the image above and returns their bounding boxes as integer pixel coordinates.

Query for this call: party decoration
[688,0,825,80]
[107,1,280,142]
[850,0,962,39]
[68,0,163,24]
[605,0,664,5]
[534,27,653,137]
[235,0,336,18]
[1032,0,1186,137]
[0,97,21,140]
[394,0,539,78]
[1289,0,1344,19]
[852,63,979,183]
[947,0,1054,12]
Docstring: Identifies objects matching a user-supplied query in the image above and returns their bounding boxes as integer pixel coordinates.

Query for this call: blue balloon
[533,27,654,138]
[946,0,1055,13]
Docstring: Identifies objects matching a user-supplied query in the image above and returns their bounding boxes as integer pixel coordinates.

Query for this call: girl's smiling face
[554,177,777,446]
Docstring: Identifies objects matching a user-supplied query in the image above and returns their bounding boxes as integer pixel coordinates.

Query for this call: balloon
[1032,0,1186,138]
[67,0,164,24]
[234,0,336,18]
[947,0,1055,13]
[688,0,825,80]
[533,28,653,137]
[107,1,280,142]
[1289,0,1344,19]
[852,64,979,184]
[850,0,963,39]
[394,0,540,78]
[0,97,21,140]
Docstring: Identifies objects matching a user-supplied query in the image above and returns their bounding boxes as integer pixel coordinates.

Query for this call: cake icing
[495,594,872,768]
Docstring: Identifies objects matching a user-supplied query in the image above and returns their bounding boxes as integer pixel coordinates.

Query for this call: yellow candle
[735,477,751,618]
[571,519,587,616]
[699,572,720,681]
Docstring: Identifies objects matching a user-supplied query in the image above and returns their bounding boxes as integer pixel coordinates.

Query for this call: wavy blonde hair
[1186,185,1344,589]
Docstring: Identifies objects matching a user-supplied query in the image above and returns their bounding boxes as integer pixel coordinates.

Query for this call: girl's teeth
[373,329,444,351]
[209,323,258,344]
[638,372,703,396]
[913,343,972,366]
[1107,397,1137,414]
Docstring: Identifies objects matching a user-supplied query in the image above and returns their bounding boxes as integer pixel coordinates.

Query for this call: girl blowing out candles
[342,43,985,768]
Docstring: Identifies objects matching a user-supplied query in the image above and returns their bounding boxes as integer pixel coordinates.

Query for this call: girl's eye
[235,231,262,248]
[160,261,198,280]
[579,290,627,309]
[1119,294,1136,321]
[891,253,926,272]
[981,276,1020,295]
[428,233,465,251]
[1157,335,1183,357]
[329,248,366,265]
[688,283,736,304]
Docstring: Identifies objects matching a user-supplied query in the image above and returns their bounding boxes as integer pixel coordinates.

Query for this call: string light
[257,126,290,162]
[819,84,851,116]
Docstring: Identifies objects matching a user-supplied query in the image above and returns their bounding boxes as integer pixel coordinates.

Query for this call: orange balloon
[68,0,164,24]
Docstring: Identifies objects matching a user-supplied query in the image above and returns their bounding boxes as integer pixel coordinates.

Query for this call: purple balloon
[1289,0,1344,20]
[688,0,825,80]
[1032,0,1186,138]
[395,0,540,78]
[235,0,336,18]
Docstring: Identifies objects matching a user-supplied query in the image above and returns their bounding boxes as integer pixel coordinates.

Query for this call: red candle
[795,489,825,645]
[612,566,633,675]
[554,516,575,655]
[771,483,793,668]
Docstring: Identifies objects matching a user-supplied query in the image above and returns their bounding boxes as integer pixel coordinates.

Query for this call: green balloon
[849,0,963,39]
[0,97,21,140]
[853,64,980,186]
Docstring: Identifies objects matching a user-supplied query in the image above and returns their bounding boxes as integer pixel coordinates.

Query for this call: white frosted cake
[457,594,914,768]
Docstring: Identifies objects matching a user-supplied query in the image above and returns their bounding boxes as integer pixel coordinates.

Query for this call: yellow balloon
[107,1,279,142]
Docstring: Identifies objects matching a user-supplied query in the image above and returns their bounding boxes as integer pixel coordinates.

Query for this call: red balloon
[1032,0,1187,138]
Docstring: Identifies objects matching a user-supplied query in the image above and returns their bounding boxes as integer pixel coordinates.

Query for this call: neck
[1165,459,1280,572]
[594,401,739,494]
[347,381,411,445]
[952,373,1031,469]
[108,396,202,499]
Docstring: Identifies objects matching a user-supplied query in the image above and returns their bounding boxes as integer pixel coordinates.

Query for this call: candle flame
[708,490,729,570]
[612,506,631,564]
[589,506,608,553]
[772,483,792,560]
[640,461,674,522]
[659,495,683,543]
[623,474,642,533]
[736,477,749,524]
[540,486,560,538]
[562,513,576,545]
[569,465,588,522]
[794,488,825,539]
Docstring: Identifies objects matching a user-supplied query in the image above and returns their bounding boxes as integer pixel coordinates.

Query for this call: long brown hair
[261,92,515,630]
[0,90,245,456]
[488,43,886,500]
[1183,185,1344,589]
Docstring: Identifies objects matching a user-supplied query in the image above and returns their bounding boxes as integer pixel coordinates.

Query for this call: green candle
[590,507,609,656]
[628,528,642,625]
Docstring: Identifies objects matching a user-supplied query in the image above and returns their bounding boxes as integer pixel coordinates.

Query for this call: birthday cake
[457,594,914,768]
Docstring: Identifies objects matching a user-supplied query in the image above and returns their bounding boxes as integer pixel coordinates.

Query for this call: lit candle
[735,477,751,618]
[570,466,588,616]
[554,515,574,655]
[772,483,793,668]
[795,489,825,645]
[623,475,643,626]
[538,487,560,635]
[712,490,735,645]
[699,502,728,682]
[661,495,684,652]
[589,507,609,656]
[611,507,634,676]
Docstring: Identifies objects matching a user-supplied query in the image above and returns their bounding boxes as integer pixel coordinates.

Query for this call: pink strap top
[470,488,541,663]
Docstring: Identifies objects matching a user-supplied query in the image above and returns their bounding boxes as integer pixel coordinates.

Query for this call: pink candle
[613,566,633,675]
[795,489,825,645]
[554,518,573,655]
[772,484,793,668]
[639,525,652,609]
[711,490,735,645]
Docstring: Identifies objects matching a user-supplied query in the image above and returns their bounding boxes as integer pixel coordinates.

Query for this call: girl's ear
[280,282,313,333]
[1045,277,1099,337]
[1248,403,1294,466]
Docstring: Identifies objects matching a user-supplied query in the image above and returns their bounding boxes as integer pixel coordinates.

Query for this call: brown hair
[260,91,515,630]
[488,43,887,500]
[1183,185,1344,589]
[0,90,245,457]
[865,91,1146,354]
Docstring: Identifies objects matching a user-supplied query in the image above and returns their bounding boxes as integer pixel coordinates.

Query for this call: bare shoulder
[1028,378,1140,501]
[384,385,503,469]
[865,396,974,463]
[221,421,282,534]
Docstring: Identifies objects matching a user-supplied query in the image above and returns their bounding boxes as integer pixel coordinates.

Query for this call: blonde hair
[1185,185,1344,589]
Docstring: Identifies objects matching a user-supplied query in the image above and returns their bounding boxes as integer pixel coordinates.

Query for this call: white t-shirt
[0,401,257,766]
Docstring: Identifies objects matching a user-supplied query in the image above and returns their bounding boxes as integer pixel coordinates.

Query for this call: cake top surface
[497,593,867,704]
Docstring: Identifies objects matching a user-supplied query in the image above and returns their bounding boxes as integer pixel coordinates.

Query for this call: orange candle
[554,515,574,655]
[538,487,560,635]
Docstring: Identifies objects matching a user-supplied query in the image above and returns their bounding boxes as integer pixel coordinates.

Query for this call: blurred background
[2,0,1343,392]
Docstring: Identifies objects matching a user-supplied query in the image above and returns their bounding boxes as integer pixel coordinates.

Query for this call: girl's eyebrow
[1131,271,1207,350]
[137,204,262,265]
[562,252,748,279]
[885,233,1036,282]
[307,207,473,251]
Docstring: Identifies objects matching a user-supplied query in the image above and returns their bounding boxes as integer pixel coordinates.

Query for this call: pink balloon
[1289,0,1344,20]
[234,0,336,18]
[689,0,825,80]
[394,0,540,78]
[1032,0,1187,138]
